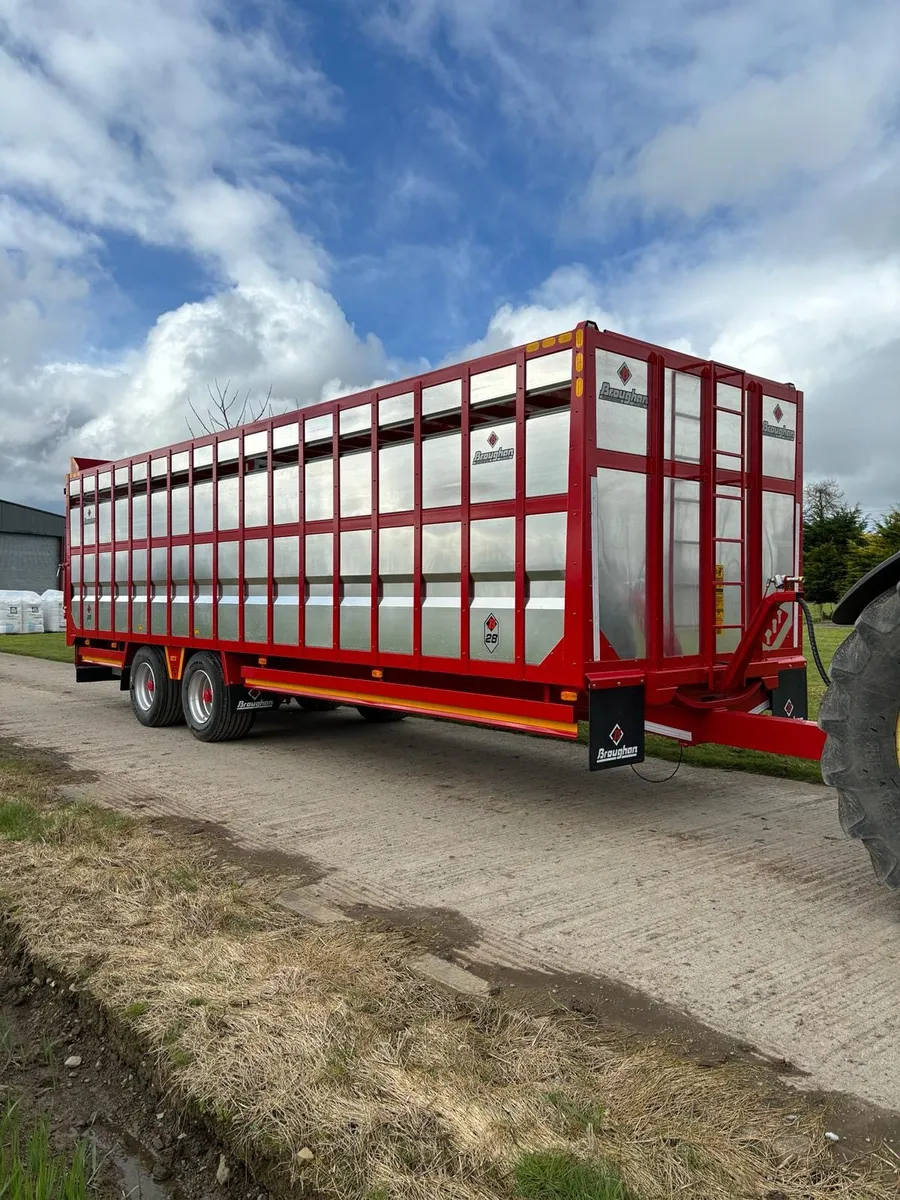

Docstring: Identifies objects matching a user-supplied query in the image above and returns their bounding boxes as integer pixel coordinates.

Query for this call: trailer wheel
[181,652,255,743]
[129,646,183,728]
[357,705,407,723]
[297,698,339,712]
[820,585,900,888]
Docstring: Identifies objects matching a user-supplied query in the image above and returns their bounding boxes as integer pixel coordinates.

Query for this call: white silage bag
[19,591,45,634]
[40,589,65,633]
[0,590,23,634]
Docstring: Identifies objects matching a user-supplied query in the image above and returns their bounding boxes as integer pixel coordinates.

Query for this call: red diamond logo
[610,724,624,746]
[617,362,632,385]
[485,614,498,632]
[773,404,783,423]
[784,699,794,717]
[487,431,499,448]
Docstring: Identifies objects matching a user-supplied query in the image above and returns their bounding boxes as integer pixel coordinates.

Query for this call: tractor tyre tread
[820,584,900,888]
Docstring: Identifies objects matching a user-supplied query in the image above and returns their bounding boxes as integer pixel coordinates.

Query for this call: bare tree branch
[185,379,276,437]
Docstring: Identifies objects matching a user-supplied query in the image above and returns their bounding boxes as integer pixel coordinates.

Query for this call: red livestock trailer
[65,320,825,767]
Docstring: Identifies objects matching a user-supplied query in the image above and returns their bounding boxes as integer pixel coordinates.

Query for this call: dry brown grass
[0,746,896,1200]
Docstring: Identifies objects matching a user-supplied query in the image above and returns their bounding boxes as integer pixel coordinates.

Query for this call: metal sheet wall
[66,337,578,679]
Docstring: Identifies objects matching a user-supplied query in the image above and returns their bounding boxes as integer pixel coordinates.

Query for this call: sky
[1,0,899,516]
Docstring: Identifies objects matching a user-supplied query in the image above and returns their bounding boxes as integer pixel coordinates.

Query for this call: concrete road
[2,653,898,1113]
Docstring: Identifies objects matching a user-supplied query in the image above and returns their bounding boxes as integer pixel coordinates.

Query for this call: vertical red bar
[698,365,715,679]
[793,385,804,651]
[237,438,245,644]
[266,426,274,647]
[460,372,471,663]
[567,324,590,671]
[332,418,340,651]
[165,454,172,640]
[188,445,195,641]
[514,350,526,673]
[298,424,306,648]
[92,474,99,635]
[370,401,379,657]
[745,381,763,610]
[412,382,423,659]
[211,442,219,643]
[79,477,85,634]
[127,464,133,638]
[645,351,665,666]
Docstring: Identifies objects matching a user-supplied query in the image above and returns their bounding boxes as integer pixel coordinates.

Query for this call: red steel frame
[65,320,825,761]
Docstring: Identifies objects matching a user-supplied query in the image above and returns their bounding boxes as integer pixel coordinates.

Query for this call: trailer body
[65,321,824,762]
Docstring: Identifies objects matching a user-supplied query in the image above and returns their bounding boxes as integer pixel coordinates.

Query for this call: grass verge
[0,744,897,1200]
[0,633,73,663]
[0,1091,95,1200]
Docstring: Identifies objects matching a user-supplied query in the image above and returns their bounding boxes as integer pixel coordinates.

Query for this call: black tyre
[181,651,255,743]
[129,646,183,728]
[820,586,900,888]
[357,705,407,723]
[297,698,339,712]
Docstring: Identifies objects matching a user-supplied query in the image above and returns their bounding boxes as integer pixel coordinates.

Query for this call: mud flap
[589,684,645,771]
[771,666,808,720]
[75,665,116,683]
[227,684,276,715]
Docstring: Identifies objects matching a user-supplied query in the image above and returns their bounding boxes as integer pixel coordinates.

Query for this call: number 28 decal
[484,613,499,653]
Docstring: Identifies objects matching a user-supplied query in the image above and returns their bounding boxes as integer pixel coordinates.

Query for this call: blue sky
[2,0,900,513]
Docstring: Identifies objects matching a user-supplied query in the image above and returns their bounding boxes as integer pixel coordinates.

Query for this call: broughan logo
[473,430,514,465]
[762,404,795,441]
[595,722,638,764]
[599,380,648,409]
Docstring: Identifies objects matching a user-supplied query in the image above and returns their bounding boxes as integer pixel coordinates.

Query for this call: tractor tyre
[820,585,900,888]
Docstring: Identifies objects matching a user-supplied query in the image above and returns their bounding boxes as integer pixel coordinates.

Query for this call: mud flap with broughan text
[588,684,645,772]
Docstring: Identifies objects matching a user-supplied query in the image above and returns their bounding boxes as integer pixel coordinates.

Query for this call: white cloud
[3,0,900,532]
[0,0,361,510]
[1,278,394,509]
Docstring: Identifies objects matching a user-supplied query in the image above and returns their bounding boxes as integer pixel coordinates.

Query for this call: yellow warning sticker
[715,563,725,626]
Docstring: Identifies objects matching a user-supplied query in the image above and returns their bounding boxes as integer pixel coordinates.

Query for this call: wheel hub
[133,662,157,712]
[186,669,215,726]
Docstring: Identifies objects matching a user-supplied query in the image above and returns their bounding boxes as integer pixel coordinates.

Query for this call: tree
[802,480,866,610]
[186,379,275,437]
[842,508,900,591]
[803,478,846,525]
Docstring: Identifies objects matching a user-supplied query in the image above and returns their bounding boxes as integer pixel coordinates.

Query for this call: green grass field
[0,626,849,784]
[0,632,73,663]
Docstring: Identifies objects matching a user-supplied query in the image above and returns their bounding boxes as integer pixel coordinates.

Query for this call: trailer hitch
[718,582,805,694]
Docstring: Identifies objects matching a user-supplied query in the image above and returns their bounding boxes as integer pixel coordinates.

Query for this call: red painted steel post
[745,380,763,614]
[460,371,471,663]
[188,444,195,643]
[568,323,591,671]
[237,439,245,645]
[370,399,379,659]
[698,365,715,680]
[212,438,219,643]
[646,351,665,667]
[331,417,340,653]
[298,421,306,648]
[412,381,423,659]
[514,348,527,673]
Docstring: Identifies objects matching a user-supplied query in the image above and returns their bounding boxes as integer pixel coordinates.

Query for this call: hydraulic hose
[798,596,832,687]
